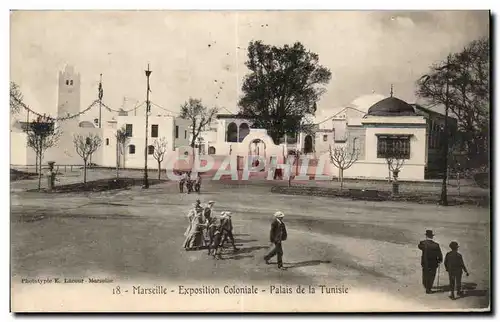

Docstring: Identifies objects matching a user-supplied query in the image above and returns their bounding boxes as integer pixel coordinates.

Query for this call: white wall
[322,116,428,180]
[315,131,335,155]
[10,131,28,165]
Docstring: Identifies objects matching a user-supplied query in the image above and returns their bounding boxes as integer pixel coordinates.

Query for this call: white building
[193,95,456,181]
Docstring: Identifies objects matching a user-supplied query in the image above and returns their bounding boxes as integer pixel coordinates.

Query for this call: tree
[238,41,332,144]
[179,98,218,164]
[73,133,102,183]
[26,115,61,190]
[152,137,168,180]
[416,37,489,170]
[115,126,129,178]
[10,81,24,114]
[329,143,359,191]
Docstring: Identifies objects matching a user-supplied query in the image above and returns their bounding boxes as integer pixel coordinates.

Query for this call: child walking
[444,241,470,300]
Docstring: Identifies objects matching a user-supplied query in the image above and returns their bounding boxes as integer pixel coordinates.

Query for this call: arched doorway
[226,122,238,142]
[239,123,250,142]
[304,135,313,154]
[248,139,266,169]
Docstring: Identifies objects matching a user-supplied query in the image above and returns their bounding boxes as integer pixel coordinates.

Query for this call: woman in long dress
[183,208,206,250]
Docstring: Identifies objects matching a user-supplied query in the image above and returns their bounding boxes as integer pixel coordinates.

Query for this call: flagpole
[143,64,152,189]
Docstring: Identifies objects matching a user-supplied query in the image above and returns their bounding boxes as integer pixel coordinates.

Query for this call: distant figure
[195,173,202,193]
[186,172,193,194]
[264,211,288,270]
[219,212,238,252]
[179,172,187,193]
[418,230,443,294]
[444,241,470,300]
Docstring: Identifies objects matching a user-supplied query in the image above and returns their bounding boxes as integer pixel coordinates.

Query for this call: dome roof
[367,97,417,116]
[351,93,387,112]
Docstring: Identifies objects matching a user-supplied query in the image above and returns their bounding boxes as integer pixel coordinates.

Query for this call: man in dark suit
[219,212,238,252]
[418,229,443,294]
[264,211,288,270]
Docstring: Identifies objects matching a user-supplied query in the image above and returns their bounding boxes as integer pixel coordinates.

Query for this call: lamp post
[143,64,152,189]
[440,55,452,206]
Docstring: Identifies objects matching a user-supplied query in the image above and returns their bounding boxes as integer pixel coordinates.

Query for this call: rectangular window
[184,130,187,139]
[323,134,328,142]
[175,125,179,139]
[125,124,133,137]
[151,124,158,138]
[377,135,411,159]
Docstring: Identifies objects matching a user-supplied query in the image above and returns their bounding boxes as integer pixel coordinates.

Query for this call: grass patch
[10,169,38,181]
[271,185,490,207]
[27,177,167,193]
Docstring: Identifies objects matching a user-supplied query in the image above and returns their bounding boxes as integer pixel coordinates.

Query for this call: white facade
[328,115,428,181]
[10,65,191,170]
[99,115,191,169]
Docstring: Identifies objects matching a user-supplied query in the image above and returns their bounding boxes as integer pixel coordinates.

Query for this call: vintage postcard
[10,10,490,312]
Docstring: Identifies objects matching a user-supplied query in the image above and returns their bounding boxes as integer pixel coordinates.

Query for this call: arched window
[129,145,136,154]
[106,138,109,146]
[238,123,250,142]
[208,146,216,155]
[226,122,238,142]
[148,145,154,155]
[352,137,358,153]
[65,80,69,85]
[70,80,73,85]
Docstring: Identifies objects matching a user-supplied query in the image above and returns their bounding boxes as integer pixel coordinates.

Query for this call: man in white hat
[264,211,288,270]
[219,211,238,252]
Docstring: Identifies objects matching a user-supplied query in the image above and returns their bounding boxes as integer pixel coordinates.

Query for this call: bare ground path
[10,178,490,311]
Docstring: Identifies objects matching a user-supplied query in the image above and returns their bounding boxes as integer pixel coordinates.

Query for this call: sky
[10,10,489,123]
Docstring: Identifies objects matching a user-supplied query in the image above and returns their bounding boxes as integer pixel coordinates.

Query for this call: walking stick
[437,265,440,289]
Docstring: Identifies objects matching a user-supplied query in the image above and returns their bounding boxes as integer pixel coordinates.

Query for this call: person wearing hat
[264,211,288,270]
[204,201,215,222]
[219,211,238,252]
[444,241,470,300]
[418,230,443,294]
[179,172,187,193]
[207,214,223,259]
[184,200,202,237]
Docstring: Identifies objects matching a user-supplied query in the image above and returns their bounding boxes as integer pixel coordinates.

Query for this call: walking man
[418,229,443,294]
[264,211,288,270]
[219,212,238,252]
[179,172,186,193]
[444,241,470,300]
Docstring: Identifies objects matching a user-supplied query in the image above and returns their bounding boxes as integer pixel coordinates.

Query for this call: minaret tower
[57,65,81,127]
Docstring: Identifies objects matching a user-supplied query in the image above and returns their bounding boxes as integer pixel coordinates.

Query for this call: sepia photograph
[9,9,491,312]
